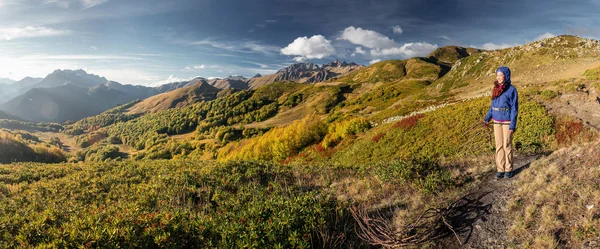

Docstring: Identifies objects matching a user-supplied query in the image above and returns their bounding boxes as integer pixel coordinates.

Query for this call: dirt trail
[435,154,539,248]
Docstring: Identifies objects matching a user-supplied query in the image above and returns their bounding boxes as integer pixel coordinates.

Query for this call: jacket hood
[496,66,511,84]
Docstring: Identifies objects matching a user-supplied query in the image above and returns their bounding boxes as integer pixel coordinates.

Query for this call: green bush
[369,159,454,193]
[327,97,556,165]
[583,66,600,80]
[513,101,555,152]
[0,160,357,248]
[540,90,558,100]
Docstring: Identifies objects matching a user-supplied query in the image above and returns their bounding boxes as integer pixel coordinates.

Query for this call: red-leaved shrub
[392,114,425,130]
[372,133,384,142]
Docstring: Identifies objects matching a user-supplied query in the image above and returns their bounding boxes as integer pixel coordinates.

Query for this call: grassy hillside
[0,148,492,248]
[434,35,600,95]
[127,82,223,114]
[0,159,363,248]
[426,46,482,65]
[334,57,442,84]
[508,140,600,248]
[0,129,66,163]
[58,36,600,165]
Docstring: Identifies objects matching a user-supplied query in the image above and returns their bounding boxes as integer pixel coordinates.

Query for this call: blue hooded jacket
[484,66,519,130]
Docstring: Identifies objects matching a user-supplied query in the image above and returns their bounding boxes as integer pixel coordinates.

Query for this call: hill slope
[127,81,222,114]
[434,35,600,96]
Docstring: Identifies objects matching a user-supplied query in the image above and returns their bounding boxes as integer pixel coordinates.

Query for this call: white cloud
[280,35,336,61]
[369,59,381,64]
[293,56,307,62]
[393,25,403,35]
[338,26,437,59]
[266,20,278,23]
[183,64,220,70]
[44,0,109,9]
[370,42,438,58]
[149,75,199,87]
[89,46,98,51]
[478,42,516,50]
[536,32,555,40]
[351,46,367,57]
[355,47,367,55]
[0,26,70,40]
[338,26,396,49]
[439,35,451,40]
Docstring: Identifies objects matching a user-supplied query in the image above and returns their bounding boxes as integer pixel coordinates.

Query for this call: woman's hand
[509,129,515,135]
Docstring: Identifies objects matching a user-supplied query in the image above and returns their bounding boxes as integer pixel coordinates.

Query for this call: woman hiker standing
[484,66,519,179]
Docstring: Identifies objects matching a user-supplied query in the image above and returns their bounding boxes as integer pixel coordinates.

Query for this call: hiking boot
[504,171,513,179]
[495,172,504,179]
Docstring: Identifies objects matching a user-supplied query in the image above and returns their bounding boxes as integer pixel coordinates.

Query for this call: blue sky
[1,0,599,86]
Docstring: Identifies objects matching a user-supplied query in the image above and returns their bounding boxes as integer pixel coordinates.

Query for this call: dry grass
[127,82,219,114]
[508,139,600,248]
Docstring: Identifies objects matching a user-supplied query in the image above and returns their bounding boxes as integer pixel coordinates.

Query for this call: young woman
[484,66,519,179]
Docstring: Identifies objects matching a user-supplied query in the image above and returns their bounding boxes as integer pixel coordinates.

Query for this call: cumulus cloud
[478,42,516,50]
[338,26,437,59]
[355,47,367,55]
[338,26,396,49]
[0,26,70,40]
[369,59,381,64]
[280,35,336,61]
[535,32,555,40]
[370,42,438,58]
[292,57,307,62]
[149,75,200,87]
[351,46,367,57]
[392,25,403,35]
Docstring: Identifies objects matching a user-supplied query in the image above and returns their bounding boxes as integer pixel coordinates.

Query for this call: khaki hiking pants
[493,121,513,173]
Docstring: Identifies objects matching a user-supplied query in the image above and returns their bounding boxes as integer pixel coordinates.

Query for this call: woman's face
[496,71,505,84]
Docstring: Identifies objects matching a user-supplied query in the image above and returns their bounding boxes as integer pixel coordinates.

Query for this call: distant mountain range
[0,78,15,85]
[247,59,364,89]
[0,60,364,123]
[0,70,200,122]
[0,77,44,104]
[192,60,364,90]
